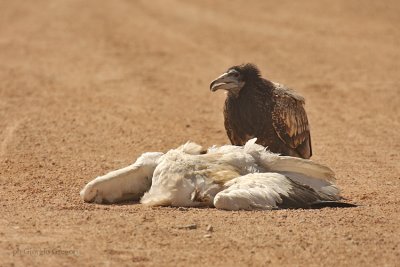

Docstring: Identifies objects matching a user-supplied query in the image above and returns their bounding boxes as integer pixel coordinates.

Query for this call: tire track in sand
[0,120,22,157]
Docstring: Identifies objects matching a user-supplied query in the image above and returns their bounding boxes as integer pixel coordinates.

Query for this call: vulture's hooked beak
[210,72,243,92]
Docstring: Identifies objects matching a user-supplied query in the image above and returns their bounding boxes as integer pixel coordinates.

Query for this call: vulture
[80,139,355,210]
[210,63,312,159]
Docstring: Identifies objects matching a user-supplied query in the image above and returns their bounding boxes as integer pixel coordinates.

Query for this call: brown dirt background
[1,0,399,266]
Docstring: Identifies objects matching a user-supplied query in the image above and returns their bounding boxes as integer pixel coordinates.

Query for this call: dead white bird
[80,139,355,210]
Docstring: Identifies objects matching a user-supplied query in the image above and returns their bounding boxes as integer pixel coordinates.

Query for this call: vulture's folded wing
[213,173,341,210]
[271,87,312,158]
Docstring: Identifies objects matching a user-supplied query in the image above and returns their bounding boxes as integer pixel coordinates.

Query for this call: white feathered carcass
[80,139,355,210]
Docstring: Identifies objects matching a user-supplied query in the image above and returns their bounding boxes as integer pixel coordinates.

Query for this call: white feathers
[80,152,163,203]
[177,141,204,155]
[80,139,345,210]
[214,173,293,210]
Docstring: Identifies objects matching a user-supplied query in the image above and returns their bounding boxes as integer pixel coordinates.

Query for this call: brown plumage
[210,63,312,159]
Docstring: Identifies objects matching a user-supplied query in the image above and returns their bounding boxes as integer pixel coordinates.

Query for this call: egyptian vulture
[210,63,312,159]
[80,139,354,210]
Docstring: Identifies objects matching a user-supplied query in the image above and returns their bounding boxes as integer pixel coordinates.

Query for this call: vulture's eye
[231,71,240,78]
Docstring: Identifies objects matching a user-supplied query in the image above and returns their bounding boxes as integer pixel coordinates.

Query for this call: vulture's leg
[80,152,163,204]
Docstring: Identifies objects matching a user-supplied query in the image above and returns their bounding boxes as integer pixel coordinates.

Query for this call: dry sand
[0,0,399,266]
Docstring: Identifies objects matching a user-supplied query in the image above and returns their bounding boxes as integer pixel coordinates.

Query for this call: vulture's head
[210,63,261,95]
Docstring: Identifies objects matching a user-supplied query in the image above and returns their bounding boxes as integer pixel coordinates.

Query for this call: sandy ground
[0,0,399,266]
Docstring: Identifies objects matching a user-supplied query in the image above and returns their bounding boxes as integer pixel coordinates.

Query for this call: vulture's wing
[271,84,312,158]
[213,173,345,210]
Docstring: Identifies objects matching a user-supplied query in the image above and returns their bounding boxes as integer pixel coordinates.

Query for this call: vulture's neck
[228,79,272,100]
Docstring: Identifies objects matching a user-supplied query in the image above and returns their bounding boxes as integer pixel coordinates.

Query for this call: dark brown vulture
[210,63,312,159]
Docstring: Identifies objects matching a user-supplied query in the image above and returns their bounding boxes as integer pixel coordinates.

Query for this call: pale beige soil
[0,1,399,266]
